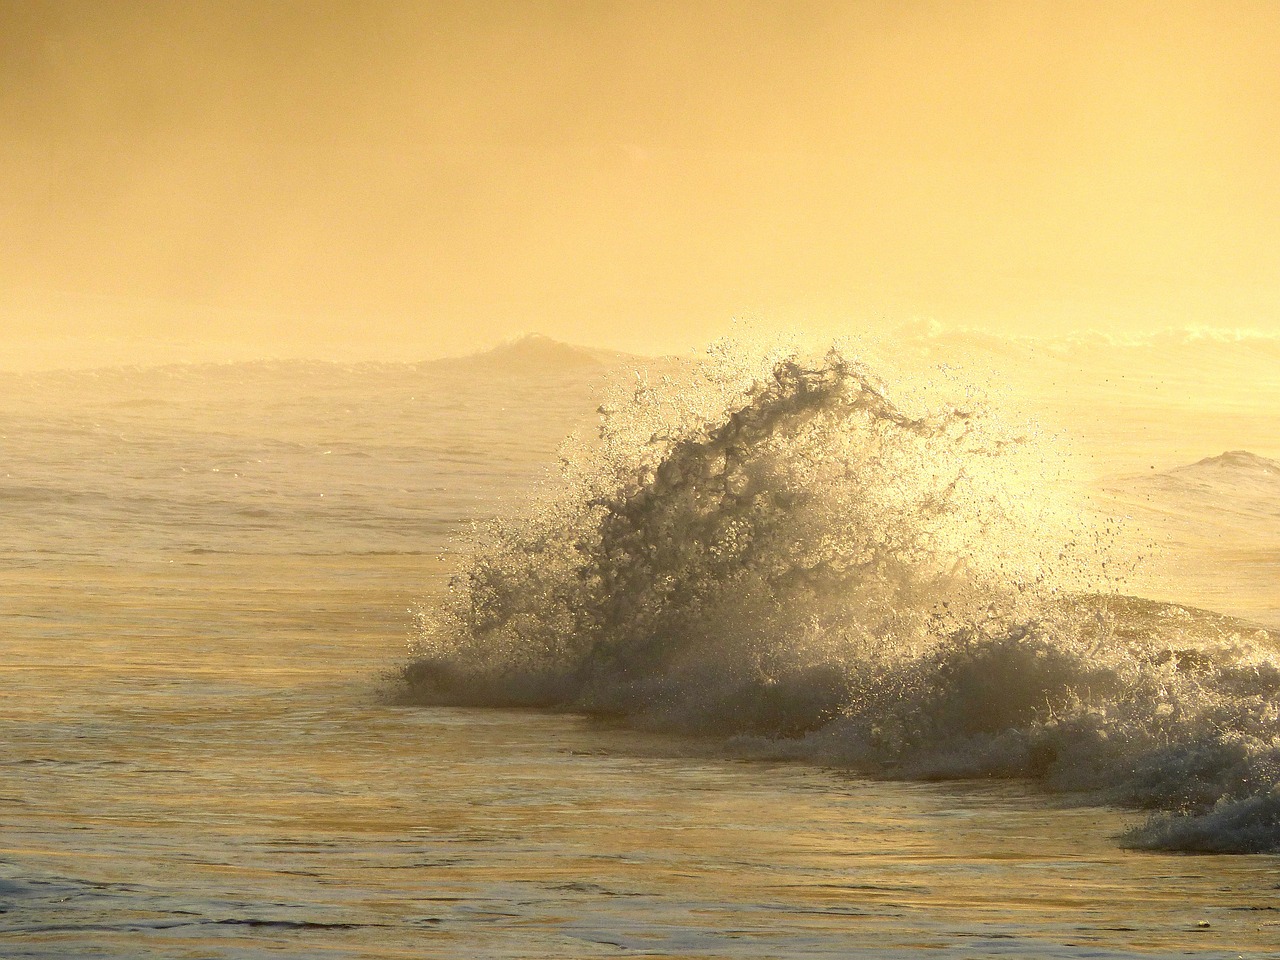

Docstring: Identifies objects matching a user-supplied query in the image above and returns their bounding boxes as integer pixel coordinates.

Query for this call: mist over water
[8,2,1280,950]
[4,332,1280,958]
[403,342,1280,854]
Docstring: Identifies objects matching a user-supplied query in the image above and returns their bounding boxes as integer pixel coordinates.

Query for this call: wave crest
[401,345,1280,853]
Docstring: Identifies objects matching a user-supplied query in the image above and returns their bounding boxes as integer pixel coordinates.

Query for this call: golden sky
[2,0,1277,366]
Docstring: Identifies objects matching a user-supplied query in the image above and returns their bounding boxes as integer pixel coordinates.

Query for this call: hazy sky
[2,0,1278,366]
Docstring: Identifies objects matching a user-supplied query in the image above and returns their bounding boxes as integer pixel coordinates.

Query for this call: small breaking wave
[400,343,1280,853]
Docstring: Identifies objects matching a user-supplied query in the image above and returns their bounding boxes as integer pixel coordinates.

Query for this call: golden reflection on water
[1,346,1278,955]
[2,551,1279,957]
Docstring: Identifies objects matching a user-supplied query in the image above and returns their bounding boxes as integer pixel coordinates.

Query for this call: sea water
[2,337,1278,958]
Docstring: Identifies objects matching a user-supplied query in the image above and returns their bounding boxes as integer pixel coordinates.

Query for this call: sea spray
[402,344,1280,853]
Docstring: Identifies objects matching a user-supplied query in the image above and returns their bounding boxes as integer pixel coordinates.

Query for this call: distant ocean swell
[401,345,1280,854]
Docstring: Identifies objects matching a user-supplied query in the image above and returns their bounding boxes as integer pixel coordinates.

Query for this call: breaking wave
[401,344,1280,854]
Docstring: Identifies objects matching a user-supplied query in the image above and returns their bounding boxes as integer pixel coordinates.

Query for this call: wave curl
[401,345,1280,853]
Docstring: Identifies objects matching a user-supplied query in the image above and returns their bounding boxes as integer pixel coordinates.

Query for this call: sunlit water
[2,344,1278,958]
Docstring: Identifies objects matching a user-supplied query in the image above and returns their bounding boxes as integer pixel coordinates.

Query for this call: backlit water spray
[402,343,1280,853]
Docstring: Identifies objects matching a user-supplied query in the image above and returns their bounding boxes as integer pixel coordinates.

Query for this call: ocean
[2,333,1278,958]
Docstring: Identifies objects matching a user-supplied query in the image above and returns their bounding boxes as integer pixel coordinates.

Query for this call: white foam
[403,345,1280,853]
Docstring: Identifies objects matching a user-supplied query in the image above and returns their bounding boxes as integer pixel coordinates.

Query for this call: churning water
[3,334,1279,957]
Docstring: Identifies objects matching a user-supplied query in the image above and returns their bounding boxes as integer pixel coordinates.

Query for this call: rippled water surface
[2,348,1278,957]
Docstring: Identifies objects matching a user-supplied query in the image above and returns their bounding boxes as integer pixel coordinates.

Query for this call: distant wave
[400,344,1280,854]
[891,319,1280,349]
[0,333,642,382]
